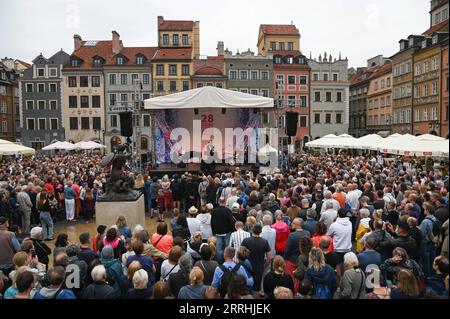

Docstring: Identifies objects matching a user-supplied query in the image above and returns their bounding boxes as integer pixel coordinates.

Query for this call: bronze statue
[98,143,140,201]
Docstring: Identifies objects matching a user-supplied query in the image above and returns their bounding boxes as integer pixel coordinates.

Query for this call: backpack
[314,283,332,299]
[425,216,441,238]
[219,264,241,298]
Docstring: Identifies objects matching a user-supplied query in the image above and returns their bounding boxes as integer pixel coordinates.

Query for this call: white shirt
[196,213,213,240]
[160,260,180,281]
[327,217,353,252]
[187,217,201,239]
[261,225,276,257]
[346,189,362,211]
[320,209,338,228]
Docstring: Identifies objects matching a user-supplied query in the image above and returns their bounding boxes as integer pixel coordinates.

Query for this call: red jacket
[272,221,290,254]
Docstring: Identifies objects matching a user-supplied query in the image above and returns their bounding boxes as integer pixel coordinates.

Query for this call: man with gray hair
[261,214,276,257]
[82,265,116,299]
[320,201,338,229]
[303,208,318,235]
[320,190,340,214]
[16,185,32,233]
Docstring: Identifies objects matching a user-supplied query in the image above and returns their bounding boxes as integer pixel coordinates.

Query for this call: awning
[144,86,274,110]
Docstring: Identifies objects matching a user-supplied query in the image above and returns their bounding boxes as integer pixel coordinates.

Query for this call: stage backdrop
[154,108,259,164]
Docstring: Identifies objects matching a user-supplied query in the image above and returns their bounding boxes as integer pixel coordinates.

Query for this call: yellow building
[152,17,199,96]
[257,24,301,54]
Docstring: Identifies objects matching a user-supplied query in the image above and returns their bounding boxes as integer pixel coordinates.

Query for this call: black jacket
[211,206,235,235]
[82,282,117,299]
[31,238,51,266]
[379,235,418,261]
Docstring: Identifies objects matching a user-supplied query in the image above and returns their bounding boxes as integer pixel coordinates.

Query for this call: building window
[110,115,118,127]
[424,85,429,97]
[314,92,321,102]
[172,34,179,46]
[49,83,57,92]
[333,73,338,81]
[326,92,332,102]
[27,118,35,130]
[81,117,89,130]
[69,96,77,108]
[182,64,190,76]
[37,68,45,77]
[415,63,421,75]
[92,95,101,108]
[325,113,331,124]
[262,112,269,124]
[182,34,189,45]
[120,94,128,103]
[287,75,295,85]
[323,73,329,81]
[251,71,258,80]
[37,101,45,110]
[169,65,177,76]
[423,108,429,121]
[415,109,420,122]
[71,59,81,67]
[117,56,125,65]
[49,68,57,77]
[250,89,258,95]
[415,86,420,98]
[49,100,57,110]
[424,61,430,73]
[92,117,101,130]
[120,74,128,85]
[89,75,100,87]
[130,74,139,85]
[336,92,342,102]
[109,94,116,106]
[26,100,34,110]
[287,42,294,51]
[286,57,294,64]
[157,81,164,91]
[314,113,320,124]
[79,76,88,87]
[170,81,177,91]
[182,81,189,91]
[299,96,307,107]
[216,83,223,88]
[80,96,89,108]
[239,71,248,80]
[156,64,164,76]
[69,117,78,130]
[136,56,145,65]
[26,83,33,92]
[261,71,269,81]
[68,76,77,87]
[270,42,276,51]
[288,96,296,107]
[299,115,307,127]
[38,118,46,130]
[162,34,169,45]
[336,113,342,124]
[0,120,7,133]
[274,56,282,64]
[299,76,307,85]
[143,74,150,85]
[141,114,150,127]
[277,115,285,127]
[432,106,437,120]
[387,78,391,87]
[93,58,103,67]
[229,70,237,80]
[50,118,58,130]
[109,74,116,85]
[261,89,269,97]
[279,42,285,51]
[313,73,319,81]
[38,83,45,92]
[240,89,248,94]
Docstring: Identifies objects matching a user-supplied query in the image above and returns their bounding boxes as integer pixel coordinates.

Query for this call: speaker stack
[119,112,133,137]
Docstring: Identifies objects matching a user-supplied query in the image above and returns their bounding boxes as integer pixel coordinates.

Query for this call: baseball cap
[232,203,240,209]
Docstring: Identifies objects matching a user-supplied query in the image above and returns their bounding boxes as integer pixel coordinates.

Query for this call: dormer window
[93,57,104,67]
[136,55,145,65]
[274,56,282,64]
[421,40,427,49]
[286,57,294,64]
[298,57,305,64]
[409,38,414,47]
[117,56,125,65]
[70,58,81,67]
[432,34,438,44]
[400,41,406,50]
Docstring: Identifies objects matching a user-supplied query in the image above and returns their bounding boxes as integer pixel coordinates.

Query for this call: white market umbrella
[42,141,76,151]
[74,141,106,150]
[0,143,35,156]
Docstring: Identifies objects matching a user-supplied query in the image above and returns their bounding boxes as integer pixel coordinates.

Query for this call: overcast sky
[1,0,430,68]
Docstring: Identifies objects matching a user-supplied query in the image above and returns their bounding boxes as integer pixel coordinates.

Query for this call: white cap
[232,202,240,209]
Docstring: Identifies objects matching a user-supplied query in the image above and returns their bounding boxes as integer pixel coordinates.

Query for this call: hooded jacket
[355,218,371,252]
[33,287,76,299]
[272,221,290,254]
[305,264,336,297]
[327,217,352,252]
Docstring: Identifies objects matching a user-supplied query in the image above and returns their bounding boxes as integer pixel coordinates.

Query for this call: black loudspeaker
[120,112,133,137]
[285,111,299,137]
[222,108,226,114]
[194,109,199,115]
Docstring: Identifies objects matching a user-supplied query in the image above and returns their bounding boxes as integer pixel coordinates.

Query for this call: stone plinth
[95,194,145,229]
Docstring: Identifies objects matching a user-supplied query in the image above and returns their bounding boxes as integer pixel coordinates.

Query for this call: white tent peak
[144,86,274,110]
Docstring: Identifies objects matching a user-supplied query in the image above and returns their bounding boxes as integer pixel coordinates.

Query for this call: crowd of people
[0,152,449,299]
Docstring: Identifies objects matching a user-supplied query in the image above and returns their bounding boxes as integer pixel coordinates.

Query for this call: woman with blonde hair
[116,215,132,239]
[207,236,217,260]
[177,266,208,299]
[263,255,294,299]
[390,269,419,299]
[304,248,336,299]
[245,216,257,233]
[134,174,145,191]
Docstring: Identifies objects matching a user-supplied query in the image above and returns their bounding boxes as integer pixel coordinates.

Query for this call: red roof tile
[422,20,449,35]
[152,48,193,61]
[260,24,300,36]
[158,19,194,31]
[194,66,223,76]
[64,40,114,70]
[119,47,158,63]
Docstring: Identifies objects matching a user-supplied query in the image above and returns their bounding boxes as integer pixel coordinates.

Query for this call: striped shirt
[229,229,250,251]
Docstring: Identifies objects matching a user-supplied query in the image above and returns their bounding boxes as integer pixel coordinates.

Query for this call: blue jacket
[212,261,254,289]
[33,287,76,299]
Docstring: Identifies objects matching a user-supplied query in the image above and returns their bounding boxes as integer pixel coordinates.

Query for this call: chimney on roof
[74,34,82,51]
[217,41,224,56]
[112,31,122,54]
[157,16,164,26]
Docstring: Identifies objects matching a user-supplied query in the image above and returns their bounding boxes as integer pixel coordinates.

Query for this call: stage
[149,162,260,177]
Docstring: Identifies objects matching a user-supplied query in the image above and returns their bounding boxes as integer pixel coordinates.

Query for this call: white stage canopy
[306,133,449,157]
[144,86,274,110]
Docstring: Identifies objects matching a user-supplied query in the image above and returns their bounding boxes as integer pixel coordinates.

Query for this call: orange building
[366,63,393,135]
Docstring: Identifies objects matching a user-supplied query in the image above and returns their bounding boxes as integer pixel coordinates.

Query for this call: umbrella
[74,141,106,150]
[42,141,76,151]
[0,143,35,156]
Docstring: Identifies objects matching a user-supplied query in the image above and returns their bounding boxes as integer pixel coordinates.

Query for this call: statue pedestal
[95,194,145,230]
